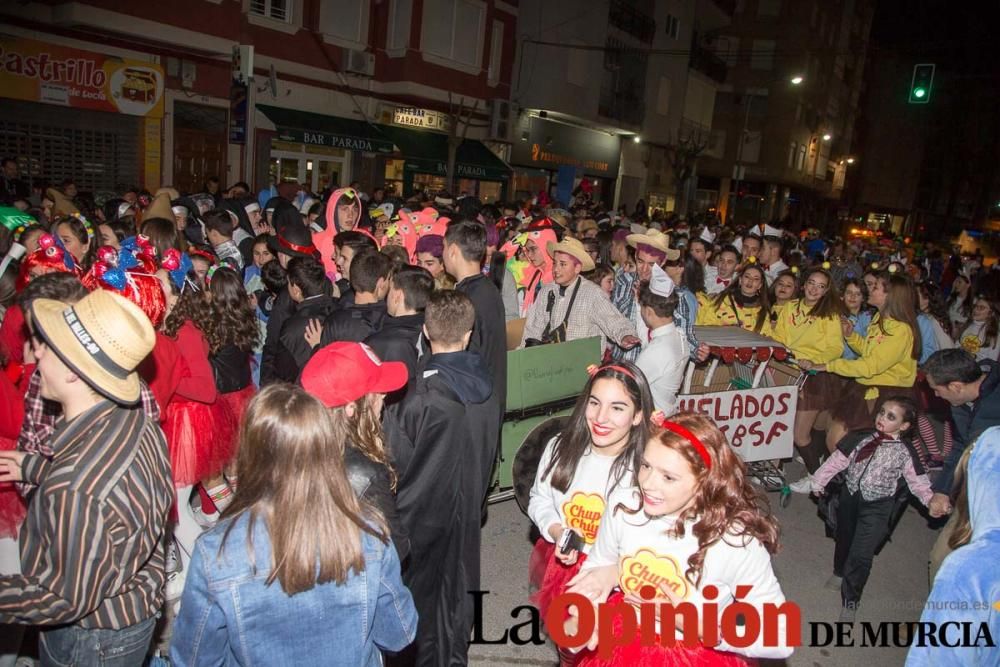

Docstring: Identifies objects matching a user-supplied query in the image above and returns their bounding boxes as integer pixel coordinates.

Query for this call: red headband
[651,411,712,469]
[586,363,635,380]
[278,235,318,255]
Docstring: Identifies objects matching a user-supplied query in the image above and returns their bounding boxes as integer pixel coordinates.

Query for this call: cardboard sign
[0,37,164,118]
[677,385,796,462]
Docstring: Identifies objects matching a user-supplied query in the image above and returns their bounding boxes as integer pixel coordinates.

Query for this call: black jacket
[336,278,355,307]
[260,289,295,386]
[455,273,507,408]
[935,360,1000,494]
[383,351,495,666]
[320,301,386,345]
[365,313,425,383]
[210,344,253,394]
[344,446,409,563]
[274,294,338,383]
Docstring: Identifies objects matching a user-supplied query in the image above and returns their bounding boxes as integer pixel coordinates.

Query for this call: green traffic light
[913,87,927,98]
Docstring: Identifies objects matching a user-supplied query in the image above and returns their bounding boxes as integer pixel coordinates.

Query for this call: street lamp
[846,157,855,164]
[822,133,832,141]
[732,74,805,222]
[633,136,641,144]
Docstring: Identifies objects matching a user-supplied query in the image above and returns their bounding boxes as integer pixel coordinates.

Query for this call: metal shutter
[0,99,141,192]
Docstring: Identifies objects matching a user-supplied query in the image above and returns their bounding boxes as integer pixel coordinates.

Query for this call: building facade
[695,0,874,229]
[0,0,517,200]
[512,0,732,212]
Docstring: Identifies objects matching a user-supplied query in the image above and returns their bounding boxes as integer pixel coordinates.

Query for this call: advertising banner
[0,36,165,118]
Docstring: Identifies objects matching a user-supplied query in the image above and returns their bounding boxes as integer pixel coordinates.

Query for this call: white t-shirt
[527,436,632,553]
[636,322,689,416]
[703,266,733,295]
[959,321,1000,362]
[581,486,793,659]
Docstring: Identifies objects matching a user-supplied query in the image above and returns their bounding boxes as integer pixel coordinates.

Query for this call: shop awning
[257,105,396,154]
[382,126,512,181]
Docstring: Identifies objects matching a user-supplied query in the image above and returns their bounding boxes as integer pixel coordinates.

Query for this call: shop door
[268,142,348,195]
[173,102,227,194]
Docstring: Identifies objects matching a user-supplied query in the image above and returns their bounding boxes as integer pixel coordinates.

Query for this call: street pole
[732,92,753,224]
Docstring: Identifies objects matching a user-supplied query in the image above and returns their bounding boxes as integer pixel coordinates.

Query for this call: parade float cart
[488,334,602,504]
[678,326,804,504]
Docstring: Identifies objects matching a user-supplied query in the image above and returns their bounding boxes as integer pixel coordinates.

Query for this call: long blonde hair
[221,384,388,594]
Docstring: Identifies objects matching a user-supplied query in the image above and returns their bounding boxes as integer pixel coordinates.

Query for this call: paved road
[472,462,943,667]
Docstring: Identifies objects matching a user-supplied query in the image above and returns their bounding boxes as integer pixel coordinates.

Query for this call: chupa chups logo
[560,492,605,544]
[619,549,688,601]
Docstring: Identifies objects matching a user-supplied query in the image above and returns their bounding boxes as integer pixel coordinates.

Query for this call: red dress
[0,369,26,539]
[162,322,235,485]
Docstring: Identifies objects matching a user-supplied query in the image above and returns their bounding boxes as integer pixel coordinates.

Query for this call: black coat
[260,289,295,386]
[320,301,386,345]
[274,294,338,383]
[365,313,425,383]
[383,352,496,667]
[455,273,507,408]
[209,344,253,394]
[344,446,409,563]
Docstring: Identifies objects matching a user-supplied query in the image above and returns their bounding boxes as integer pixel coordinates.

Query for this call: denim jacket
[170,512,417,666]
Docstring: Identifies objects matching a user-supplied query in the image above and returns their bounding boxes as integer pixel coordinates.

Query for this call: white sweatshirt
[527,436,632,553]
[581,486,794,660]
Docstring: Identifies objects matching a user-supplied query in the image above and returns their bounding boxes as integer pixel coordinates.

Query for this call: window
[656,76,671,115]
[751,40,775,70]
[665,14,680,39]
[742,131,761,163]
[422,0,485,69]
[387,0,413,54]
[714,37,739,68]
[757,0,780,17]
[788,141,797,168]
[250,0,289,22]
[318,0,367,45]
[488,20,503,85]
[796,144,807,171]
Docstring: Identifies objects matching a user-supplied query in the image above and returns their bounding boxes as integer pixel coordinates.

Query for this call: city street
[473,461,941,667]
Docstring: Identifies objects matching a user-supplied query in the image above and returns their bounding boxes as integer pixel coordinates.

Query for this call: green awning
[258,105,396,154]
[381,126,512,181]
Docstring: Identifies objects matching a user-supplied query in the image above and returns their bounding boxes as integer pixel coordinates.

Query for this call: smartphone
[558,529,584,555]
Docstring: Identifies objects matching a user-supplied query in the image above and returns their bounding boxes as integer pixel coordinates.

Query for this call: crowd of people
[0,169,996,665]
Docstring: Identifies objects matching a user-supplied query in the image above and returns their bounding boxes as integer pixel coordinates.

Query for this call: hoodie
[425,351,492,405]
[906,426,1000,666]
[315,188,363,277]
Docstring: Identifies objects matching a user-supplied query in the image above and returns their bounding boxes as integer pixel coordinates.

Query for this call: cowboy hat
[267,221,318,259]
[30,289,156,404]
[144,192,175,221]
[45,188,79,218]
[626,228,681,261]
[547,237,596,272]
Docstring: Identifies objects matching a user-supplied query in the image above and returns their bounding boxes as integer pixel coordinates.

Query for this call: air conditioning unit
[343,48,375,77]
[489,99,513,142]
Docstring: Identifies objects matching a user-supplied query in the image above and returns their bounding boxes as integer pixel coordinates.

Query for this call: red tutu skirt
[529,538,588,622]
[573,591,756,667]
[0,437,25,539]
[163,398,237,486]
[220,384,255,451]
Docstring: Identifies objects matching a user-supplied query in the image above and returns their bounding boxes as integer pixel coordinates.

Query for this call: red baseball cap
[301,342,408,408]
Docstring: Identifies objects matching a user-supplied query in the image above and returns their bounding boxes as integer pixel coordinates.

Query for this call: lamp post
[731,74,803,224]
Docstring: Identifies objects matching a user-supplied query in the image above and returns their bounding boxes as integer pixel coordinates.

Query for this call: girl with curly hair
[564,412,791,665]
[202,265,259,510]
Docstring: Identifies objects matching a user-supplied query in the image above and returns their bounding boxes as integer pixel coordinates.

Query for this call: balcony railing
[608,0,656,44]
[689,43,728,84]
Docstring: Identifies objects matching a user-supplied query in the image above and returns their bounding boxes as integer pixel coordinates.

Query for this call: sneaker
[165,570,186,602]
[825,574,843,591]
[788,474,814,494]
[839,604,857,623]
[165,537,181,575]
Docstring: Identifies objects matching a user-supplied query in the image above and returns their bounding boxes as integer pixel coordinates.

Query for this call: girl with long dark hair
[696,261,773,334]
[946,273,974,337]
[565,412,790,664]
[170,384,417,665]
[526,362,654,625]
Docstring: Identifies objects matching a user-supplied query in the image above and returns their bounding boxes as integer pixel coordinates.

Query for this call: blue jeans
[40,615,156,667]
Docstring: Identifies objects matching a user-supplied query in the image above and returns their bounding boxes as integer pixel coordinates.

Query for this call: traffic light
[909,63,935,104]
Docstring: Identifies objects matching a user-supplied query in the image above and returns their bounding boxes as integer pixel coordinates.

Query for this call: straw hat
[626,228,680,261]
[30,290,156,404]
[46,188,79,217]
[576,218,599,236]
[547,237,596,272]
[144,192,175,221]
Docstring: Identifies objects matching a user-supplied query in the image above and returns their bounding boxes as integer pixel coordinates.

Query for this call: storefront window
[413,173,448,195]
[477,181,503,203]
[384,159,405,198]
[514,167,550,201]
[268,140,347,193]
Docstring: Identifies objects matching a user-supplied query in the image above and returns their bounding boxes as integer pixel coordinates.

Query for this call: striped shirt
[0,400,173,628]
